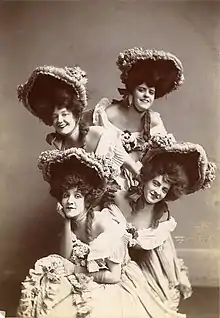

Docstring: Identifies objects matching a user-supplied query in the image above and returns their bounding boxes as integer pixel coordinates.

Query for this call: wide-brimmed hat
[141,134,216,195]
[17,65,88,124]
[38,147,115,187]
[116,47,184,99]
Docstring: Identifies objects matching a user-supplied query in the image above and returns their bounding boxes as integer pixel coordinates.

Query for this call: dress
[85,98,167,189]
[113,191,192,315]
[17,206,187,318]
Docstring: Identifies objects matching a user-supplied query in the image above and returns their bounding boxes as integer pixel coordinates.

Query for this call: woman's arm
[122,151,142,177]
[60,219,73,259]
[90,261,121,284]
[150,111,167,136]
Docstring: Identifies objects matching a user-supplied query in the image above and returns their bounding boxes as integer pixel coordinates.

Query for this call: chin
[65,211,79,219]
[136,104,150,112]
[145,196,159,205]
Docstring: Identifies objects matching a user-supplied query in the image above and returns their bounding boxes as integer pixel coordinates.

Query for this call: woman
[17,147,187,318]
[114,134,216,313]
[83,47,184,188]
[17,65,140,182]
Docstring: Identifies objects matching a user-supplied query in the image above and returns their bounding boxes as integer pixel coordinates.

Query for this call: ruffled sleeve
[92,98,118,131]
[87,207,131,272]
[130,217,177,250]
[95,128,130,174]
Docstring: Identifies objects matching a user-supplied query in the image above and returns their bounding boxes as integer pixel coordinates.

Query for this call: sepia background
[0,1,219,316]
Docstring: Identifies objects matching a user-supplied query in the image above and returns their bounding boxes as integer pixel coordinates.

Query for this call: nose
[152,189,161,199]
[67,194,76,205]
[57,114,63,123]
[143,90,150,98]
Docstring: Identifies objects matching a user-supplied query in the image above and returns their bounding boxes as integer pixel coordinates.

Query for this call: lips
[57,124,67,129]
[140,99,150,103]
[66,206,76,210]
[150,191,159,200]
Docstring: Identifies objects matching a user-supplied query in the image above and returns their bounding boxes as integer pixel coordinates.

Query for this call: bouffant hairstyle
[49,160,119,242]
[127,152,191,227]
[28,75,84,126]
[125,60,179,99]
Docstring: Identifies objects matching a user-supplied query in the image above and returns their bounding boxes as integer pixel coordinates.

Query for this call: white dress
[17,206,187,318]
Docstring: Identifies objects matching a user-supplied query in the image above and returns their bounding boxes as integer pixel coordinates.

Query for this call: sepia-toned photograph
[0,1,219,317]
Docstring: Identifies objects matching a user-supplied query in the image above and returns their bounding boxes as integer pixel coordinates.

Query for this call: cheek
[52,118,57,126]
[61,198,67,207]
[134,90,142,100]
[69,116,77,125]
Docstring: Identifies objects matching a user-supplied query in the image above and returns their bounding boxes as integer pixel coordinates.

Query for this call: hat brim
[17,65,88,122]
[142,141,208,194]
[38,148,114,191]
[117,48,184,98]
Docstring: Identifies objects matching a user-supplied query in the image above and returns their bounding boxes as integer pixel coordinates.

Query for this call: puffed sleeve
[87,207,131,272]
[131,217,177,250]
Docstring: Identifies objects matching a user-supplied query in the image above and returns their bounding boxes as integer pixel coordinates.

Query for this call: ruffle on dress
[17,254,93,317]
[130,217,177,250]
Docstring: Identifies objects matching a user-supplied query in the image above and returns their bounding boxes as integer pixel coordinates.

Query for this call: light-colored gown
[87,97,167,189]
[115,190,192,314]
[17,205,187,318]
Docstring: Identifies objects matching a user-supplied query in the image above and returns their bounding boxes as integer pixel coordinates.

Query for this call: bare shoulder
[93,210,113,233]
[88,125,105,137]
[150,110,163,125]
[105,102,123,122]
[84,126,105,152]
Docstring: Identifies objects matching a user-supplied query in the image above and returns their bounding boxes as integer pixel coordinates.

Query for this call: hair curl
[28,75,84,126]
[127,152,190,227]
[49,169,119,242]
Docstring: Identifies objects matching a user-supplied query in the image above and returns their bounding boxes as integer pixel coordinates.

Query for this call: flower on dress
[121,130,138,153]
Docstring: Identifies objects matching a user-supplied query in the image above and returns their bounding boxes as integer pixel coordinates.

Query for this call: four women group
[16,47,216,317]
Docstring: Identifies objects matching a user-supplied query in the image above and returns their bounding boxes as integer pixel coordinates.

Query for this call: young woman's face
[61,188,85,219]
[52,107,77,136]
[132,83,155,112]
[144,175,171,204]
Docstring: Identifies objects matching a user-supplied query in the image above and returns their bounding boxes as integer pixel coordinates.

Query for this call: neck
[132,201,154,229]
[72,209,87,228]
[64,123,81,148]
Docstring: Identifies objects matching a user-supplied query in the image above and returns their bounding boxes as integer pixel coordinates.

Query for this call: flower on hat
[202,161,217,189]
[116,47,184,98]
[148,133,176,149]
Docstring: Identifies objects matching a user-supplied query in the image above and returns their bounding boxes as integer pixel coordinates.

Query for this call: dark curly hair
[127,152,191,227]
[49,159,119,242]
[28,74,84,126]
[125,59,179,99]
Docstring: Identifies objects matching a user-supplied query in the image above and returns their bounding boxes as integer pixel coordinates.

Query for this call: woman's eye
[138,87,145,92]
[162,188,168,194]
[153,180,160,186]
[75,193,82,199]
[63,193,69,198]
[149,90,155,95]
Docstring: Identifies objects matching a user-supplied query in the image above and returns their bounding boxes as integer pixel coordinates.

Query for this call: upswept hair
[28,75,84,126]
[124,60,178,99]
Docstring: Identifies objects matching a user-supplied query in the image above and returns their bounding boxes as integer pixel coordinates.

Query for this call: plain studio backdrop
[0,0,219,313]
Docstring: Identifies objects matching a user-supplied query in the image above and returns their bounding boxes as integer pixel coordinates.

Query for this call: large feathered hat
[17,65,88,125]
[142,134,216,195]
[116,47,184,99]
